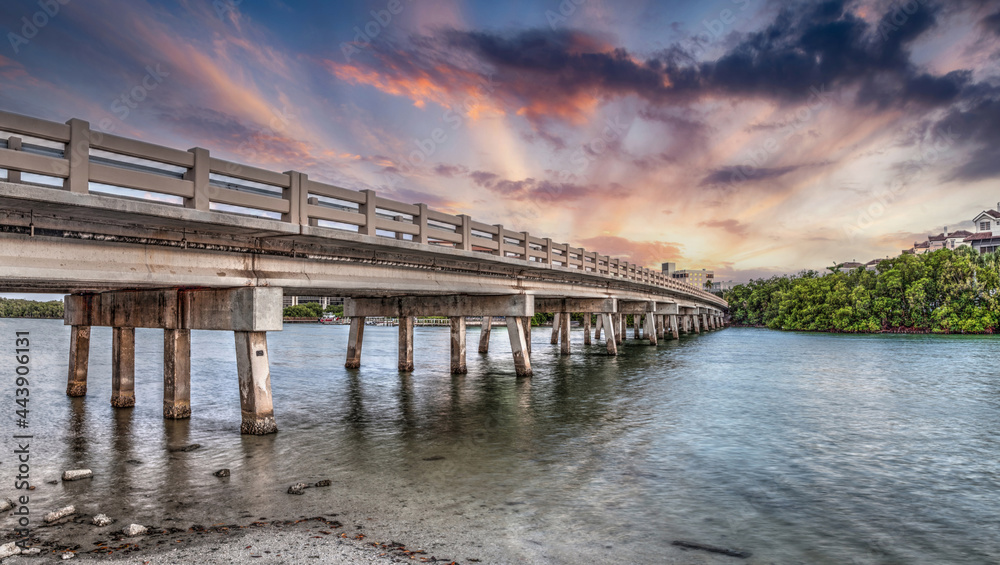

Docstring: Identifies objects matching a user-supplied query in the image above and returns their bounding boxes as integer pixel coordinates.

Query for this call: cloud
[577,235,684,269]
[699,165,803,187]
[934,97,1000,181]
[699,219,750,237]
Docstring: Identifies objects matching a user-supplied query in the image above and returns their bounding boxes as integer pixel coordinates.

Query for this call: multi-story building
[964,204,1000,254]
[672,269,714,288]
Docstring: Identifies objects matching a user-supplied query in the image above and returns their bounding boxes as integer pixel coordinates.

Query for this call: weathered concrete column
[594,314,603,339]
[645,313,658,346]
[345,317,365,369]
[670,315,680,340]
[559,312,570,354]
[702,314,709,331]
[600,313,618,356]
[520,317,532,356]
[163,329,191,419]
[111,327,136,408]
[398,316,414,371]
[478,316,493,354]
[450,317,467,374]
[550,313,561,344]
[583,314,591,345]
[506,317,532,377]
[693,315,701,334]
[235,331,277,435]
[66,325,91,397]
[634,314,642,340]
[656,315,665,340]
[616,314,624,345]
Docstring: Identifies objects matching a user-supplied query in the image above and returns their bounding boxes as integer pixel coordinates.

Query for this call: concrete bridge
[0,110,727,435]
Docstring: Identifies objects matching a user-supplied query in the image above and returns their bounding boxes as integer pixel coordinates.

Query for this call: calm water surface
[1,320,998,564]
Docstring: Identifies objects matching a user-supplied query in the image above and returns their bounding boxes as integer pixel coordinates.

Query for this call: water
[1,320,998,564]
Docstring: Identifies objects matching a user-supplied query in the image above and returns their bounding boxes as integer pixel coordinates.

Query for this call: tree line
[723,247,1000,333]
[0,298,64,318]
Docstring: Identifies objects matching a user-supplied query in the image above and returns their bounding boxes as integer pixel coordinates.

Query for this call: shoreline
[725,324,995,335]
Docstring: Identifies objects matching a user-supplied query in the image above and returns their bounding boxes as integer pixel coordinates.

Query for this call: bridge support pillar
[656,315,665,340]
[520,317,532,357]
[345,317,365,369]
[616,314,624,345]
[163,329,191,419]
[450,317,467,374]
[693,315,701,334]
[478,316,493,354]
[399,316,414,371]
[594,314,603,340]
[66,325,91,397]
[550,313,560,345]
[670,315,680,340]
[506,317,532,377]
[600,313,618,355]
[235,331,277,435]
[633,314,642,340]
[559,313,570,355]
[111,327,136,408]
[583,314,591,345]
[645,313,658,346]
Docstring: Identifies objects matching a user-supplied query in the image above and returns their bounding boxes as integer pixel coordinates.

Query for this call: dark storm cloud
[934,97,1000,181]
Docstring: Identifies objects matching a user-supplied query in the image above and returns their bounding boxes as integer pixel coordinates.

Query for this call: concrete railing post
[415,203,429,245]
[359,189,377,236]
[493,224,504,256]
[521,231,531,261]
[458,215,472,251]
[65,118,90,194]
[544,238,553,265]
[7,136,21,183]
[282,170,302,224]
[184,147,211,211]
[66,325,91,397]
[111,327,136,408]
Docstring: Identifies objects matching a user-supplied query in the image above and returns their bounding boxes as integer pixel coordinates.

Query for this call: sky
[2,0,1000,287]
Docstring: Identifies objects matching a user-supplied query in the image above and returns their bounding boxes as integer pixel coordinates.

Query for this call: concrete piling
[506,316,532,377]
[235,331,277,435]
[111,327,135,408]
[478,316,493,354]
[584,314,591,345]
[66,325,91,397]
[163,328,191,419]
[560,312,570,355]
[601,313,618,355]
[398,316,414,371]
[345,317,365,369]
[450,317,467,374]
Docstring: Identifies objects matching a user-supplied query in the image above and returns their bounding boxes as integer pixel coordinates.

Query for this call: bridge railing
[0,110,724,305]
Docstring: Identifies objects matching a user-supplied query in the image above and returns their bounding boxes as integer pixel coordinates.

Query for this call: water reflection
[2,320,999,564]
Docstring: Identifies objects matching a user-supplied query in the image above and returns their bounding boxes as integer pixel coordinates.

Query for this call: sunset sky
[3,0,1000,282]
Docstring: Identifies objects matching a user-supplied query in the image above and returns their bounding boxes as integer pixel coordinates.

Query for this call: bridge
[0,110,727,434]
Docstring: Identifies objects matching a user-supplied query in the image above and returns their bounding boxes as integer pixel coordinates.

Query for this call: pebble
[0,542,20,559]
[315,479,332,487]
[22,547,41,555]
[62,469,93,481]
[123,523,148,537]
[44,505,76,523]
[92,513,113,527]
[62,552,75,560]
[287,483,309,495]
[214,469,230,477]
[0,498,15,512]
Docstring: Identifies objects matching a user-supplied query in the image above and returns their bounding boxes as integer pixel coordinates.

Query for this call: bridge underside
[0,182,727,436]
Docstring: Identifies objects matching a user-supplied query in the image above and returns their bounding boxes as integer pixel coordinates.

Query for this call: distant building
[839,261,865,270]
[928,227,973,251]
[964,204,1000,254]
[672,268,714,288]
[865,259,884,271]
[709,280,737,292]
[661,262,676,276]
[283,296,342,308]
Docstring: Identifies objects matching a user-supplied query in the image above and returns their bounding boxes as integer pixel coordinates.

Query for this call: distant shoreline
[727,324,995,335]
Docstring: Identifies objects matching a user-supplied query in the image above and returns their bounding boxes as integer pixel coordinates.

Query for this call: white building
[964,204,1000,255]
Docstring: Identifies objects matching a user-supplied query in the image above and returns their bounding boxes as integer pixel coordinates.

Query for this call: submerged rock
[62,469,93,481]
[315,479,332,487]
[169,444,201,453]
[0,542,21,559]
[287,483,309,495]
[0,498,14,512]
[44,505,76,523]
[123,523,148,537]
[92,514,113,527]
[214,469,231,478]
